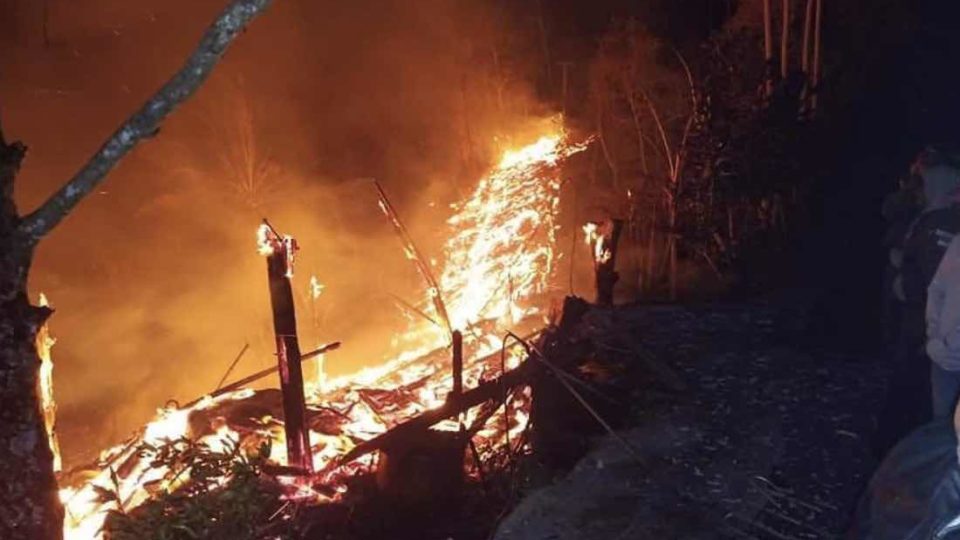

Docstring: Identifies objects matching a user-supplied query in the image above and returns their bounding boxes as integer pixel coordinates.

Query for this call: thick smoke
[0,0,546,466]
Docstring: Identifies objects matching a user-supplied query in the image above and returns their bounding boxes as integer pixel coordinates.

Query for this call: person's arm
[928,262,946,341]
[928,238,960,360]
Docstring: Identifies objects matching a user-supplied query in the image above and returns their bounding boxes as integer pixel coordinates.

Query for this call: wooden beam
[262,224,313,473]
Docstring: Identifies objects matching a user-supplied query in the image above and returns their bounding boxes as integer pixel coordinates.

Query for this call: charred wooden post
[259,222,313,473]
[529,296,598,469]
[591,219,624,306]
[451,329,463,400]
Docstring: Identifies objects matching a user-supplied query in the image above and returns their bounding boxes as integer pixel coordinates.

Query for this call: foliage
[583,6,819,297]
[101,436,284,540]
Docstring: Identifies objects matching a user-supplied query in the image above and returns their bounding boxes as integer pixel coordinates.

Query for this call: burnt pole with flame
[258,220,313,473]
[584,219,624,306]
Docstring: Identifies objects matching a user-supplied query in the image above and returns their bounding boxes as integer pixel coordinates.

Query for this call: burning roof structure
[58,123,592,539]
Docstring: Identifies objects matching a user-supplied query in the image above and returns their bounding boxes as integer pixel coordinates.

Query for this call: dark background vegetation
[2,0,959,468]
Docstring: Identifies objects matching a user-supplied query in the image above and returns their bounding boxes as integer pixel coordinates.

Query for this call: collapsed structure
[56,125,624,539]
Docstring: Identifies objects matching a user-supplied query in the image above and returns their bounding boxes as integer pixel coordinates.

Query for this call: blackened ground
[494,300,887,540]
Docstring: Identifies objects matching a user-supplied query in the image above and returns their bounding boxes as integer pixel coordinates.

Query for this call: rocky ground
[494,300,889,540]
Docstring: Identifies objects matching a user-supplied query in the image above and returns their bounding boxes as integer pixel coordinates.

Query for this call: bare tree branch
[17,0,272,244]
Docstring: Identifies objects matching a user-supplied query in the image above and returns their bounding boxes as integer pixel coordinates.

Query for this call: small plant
[101,435,283,540]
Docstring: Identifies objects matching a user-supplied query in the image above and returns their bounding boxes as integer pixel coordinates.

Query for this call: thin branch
[668,47,697,181]
[639,86,675,179]
[622,82,649,175]
[374,179,454,338]
[18,0,272,244]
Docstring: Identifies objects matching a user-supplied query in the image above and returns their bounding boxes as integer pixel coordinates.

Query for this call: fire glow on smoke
[60,122,587,539]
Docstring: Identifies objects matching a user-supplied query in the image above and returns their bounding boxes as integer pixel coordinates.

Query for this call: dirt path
[495,301,887,539]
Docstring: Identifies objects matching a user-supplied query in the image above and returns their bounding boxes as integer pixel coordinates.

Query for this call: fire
[583,222,612,264]
[36,293,61,473]
[62,121,588,539]
[440,135,561,331]
[257,222,298,278]
[309,275,325,300]
[440,128,589,333]
[256,222,275,256]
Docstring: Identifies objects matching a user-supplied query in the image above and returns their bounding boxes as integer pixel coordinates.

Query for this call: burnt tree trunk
[595,219,624,306]
[0,3,270,538]
[0,137,63,540]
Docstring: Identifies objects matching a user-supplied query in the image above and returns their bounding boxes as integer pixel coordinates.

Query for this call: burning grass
[59,121,589,539]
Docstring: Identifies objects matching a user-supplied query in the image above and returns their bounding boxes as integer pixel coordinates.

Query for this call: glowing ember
[62,120,588,540]
[36,293,61,473]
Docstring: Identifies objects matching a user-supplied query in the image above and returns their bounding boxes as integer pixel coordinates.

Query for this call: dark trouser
[880,264,903,346]
[931,362,960,418]
[874,308,932,458]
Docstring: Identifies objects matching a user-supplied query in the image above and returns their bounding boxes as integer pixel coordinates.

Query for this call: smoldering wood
[264,230,314,473]
[340,297,591,466]
[340,358,536,465]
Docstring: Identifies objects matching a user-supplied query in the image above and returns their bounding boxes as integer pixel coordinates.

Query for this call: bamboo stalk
[763,0,773,95]
[780,0,790,80]
[763,0,773,61]
[801,0,814,75]
[811,0,822,110]
[596,109,620,189]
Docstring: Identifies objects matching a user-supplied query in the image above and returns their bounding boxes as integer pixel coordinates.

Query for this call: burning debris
[59,126,594,539]
[37,293,62,474]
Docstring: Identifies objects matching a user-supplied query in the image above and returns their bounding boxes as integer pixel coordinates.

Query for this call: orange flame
[36,293,61,474]
[309,275,325,301]
[583,222,612,264]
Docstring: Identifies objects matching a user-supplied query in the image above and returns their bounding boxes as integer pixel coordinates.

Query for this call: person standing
[927,234,960,417]
[881,172,924,345]
[876,146,960,456]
